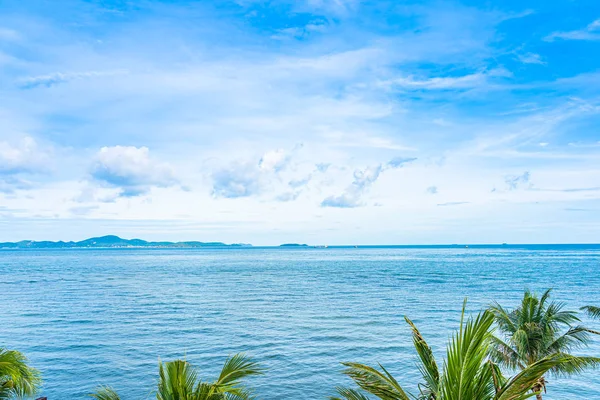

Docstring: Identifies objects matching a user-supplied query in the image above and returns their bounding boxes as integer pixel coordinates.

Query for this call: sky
[1,0,600,245]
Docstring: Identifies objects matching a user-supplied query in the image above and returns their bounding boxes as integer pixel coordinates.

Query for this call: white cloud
[0,136,49,174]
[2,1,600,243]
[211,163,261,198]
[504,171,531,191]
[545,19,600,41]
[387,73,486,90]
[321,164,383,208]
[380,68,511,91]
[0,137,51,193]
[20,70,128,89]
[212,147,305,199]
[258,149,289,172]
[90,146,178,197]
[271,19,329,40]
[517,52,545,65]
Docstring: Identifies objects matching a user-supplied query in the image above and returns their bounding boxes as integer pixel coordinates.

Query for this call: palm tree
[0,347,41,399]
[489,289,600,400]
[332,300,578,400]
[91,353,262,400]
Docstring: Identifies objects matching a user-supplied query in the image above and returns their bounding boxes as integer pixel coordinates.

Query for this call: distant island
[279,243,309,247]
[0,235,252,249]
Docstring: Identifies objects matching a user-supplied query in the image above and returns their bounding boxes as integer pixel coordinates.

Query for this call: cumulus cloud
[321,165,383,208]
[90,146,178,197]
[505,171,531,190]
[276,191,301,202]
[212,148,298,199]
[321,157,416,208]
[211,163,261,198]
[289,176,311,188]
[0,137,50,192]
[258,149,289,172]
[0,136,48,174]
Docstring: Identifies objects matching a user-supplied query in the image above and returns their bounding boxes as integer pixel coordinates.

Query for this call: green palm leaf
[330,387,372,400]
[440,305,496,400]
[335,295,599,400]
[340,362,411,400]
[404,317,439,399]
[212,353,263,397]
[90,354,260,400]
[0,348,41,399]
[489,289,600,399]
[157,359,199,400]
[582,306,600,319]
[90,386,121,400]
[494,353,585,400]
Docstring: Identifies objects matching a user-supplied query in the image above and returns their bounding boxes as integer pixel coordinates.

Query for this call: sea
[1,245,600,399]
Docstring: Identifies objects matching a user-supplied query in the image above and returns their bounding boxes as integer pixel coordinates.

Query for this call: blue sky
[1,0,599,244]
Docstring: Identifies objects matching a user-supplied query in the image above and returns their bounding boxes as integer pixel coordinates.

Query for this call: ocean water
[1,246,600,399]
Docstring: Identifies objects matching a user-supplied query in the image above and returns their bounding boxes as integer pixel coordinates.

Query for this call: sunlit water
[1,247,599,399]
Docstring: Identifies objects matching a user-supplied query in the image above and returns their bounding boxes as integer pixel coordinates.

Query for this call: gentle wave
[1,247,599,399]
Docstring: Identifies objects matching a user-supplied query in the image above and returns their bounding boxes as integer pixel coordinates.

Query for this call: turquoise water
[1,247,600,399]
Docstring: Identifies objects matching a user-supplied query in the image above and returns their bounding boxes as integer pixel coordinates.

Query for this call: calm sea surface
[1,246,600,399]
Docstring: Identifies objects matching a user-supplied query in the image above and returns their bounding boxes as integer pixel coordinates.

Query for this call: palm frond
[211,353,263,397]
[548,355,600,377]
[330,387,372,400]
[404,317,439,398]
[488,336,525,370]
[89,386,121,400]
[0,348,41,399]
[489,303,518,335]
[440,307,496,400]
[546,326,593,353]
[157,359,199,400]
[341,362,411,400]
[495,353,587,400]
[582,306,600,319]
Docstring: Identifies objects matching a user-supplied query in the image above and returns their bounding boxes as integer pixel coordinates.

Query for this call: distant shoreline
[1,236,600,251]
[0,235,251,249]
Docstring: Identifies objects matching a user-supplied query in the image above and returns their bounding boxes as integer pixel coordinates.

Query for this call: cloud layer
[0,1,599,243]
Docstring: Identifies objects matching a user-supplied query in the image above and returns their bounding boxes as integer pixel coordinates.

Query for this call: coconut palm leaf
[546,326,594,353]
[330,387,372,400]
[582,306,600,319]
[489,336,525,370]
[440,306,496,400]
[91,354,260,400]
[211,353,262,397]
[335,297,600,400]
[90,386,121,400]
[157,359,199,400]
[404,317,439,399]
[494,353,585,400]
[0,348,41,399]
[340,362,411,400]
[548,355,600,376]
